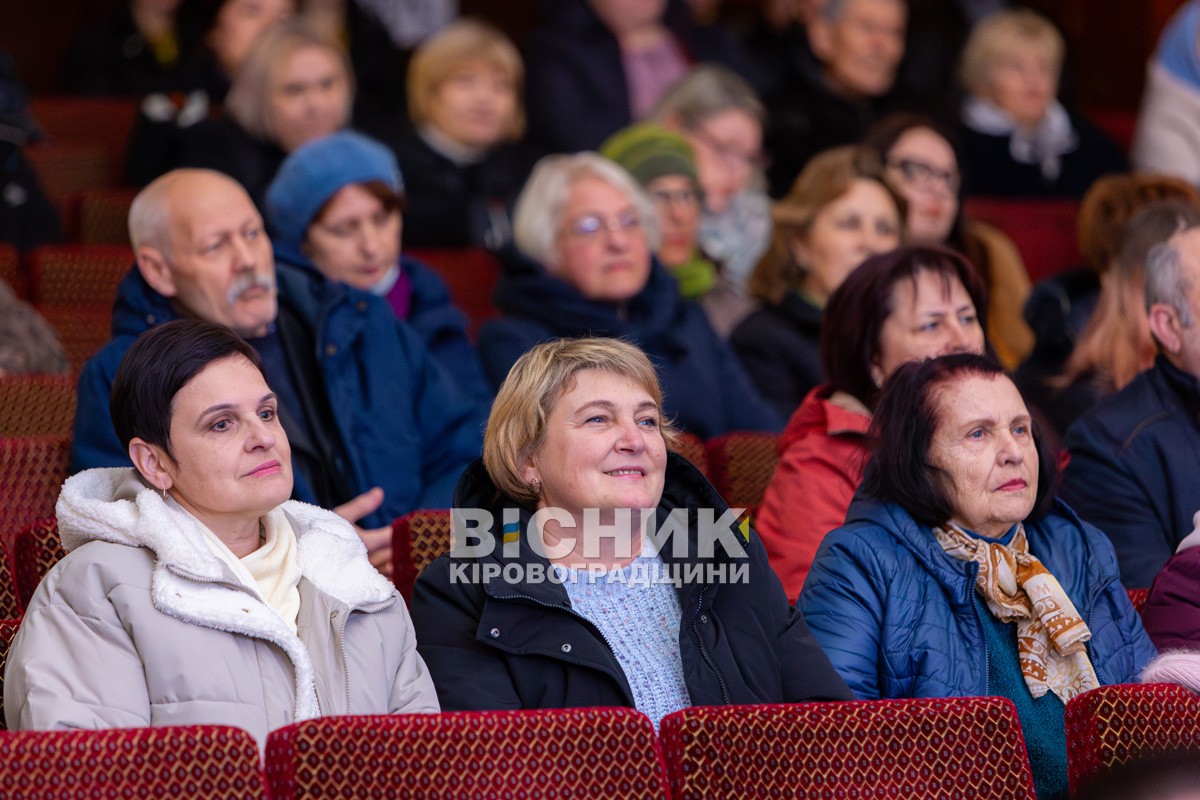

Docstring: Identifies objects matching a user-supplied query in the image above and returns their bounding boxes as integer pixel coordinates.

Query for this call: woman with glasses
[478,151,783,440]
[730,145,903,418]
[864,112,1035,368]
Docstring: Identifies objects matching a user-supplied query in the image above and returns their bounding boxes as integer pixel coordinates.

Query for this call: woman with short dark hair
[799,351,1155,800]
[6,318,439,742]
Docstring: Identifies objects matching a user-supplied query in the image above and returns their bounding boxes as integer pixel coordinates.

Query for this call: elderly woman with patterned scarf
[799,352,1155,800]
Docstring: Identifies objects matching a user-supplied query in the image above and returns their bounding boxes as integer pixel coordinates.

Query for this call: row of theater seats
[0,683,1192,798]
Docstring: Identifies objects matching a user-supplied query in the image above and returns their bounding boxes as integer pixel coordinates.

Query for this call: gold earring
[531,479,542,496]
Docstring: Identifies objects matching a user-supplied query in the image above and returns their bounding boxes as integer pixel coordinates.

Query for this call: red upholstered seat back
[704,431,780,516]
[660,698,1037,800]
[265,708,671,799]
[0,372,77,438]
[391,508,452,603]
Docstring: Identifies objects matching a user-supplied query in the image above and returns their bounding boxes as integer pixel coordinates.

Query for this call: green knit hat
[600,122,698,187]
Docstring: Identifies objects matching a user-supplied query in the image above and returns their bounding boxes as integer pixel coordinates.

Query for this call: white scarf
[963,95,1079,181]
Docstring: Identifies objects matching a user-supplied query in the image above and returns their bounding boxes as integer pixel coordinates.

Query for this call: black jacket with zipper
[410,453,853,711]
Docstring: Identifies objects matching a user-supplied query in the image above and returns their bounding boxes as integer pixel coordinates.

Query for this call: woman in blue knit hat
[265,129,491,405]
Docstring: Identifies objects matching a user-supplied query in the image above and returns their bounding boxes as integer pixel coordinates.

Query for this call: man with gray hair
[1062,224,1200,588]
[72,168,483,564]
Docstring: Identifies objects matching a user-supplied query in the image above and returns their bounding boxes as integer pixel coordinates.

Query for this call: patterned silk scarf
[933,522,1100,703]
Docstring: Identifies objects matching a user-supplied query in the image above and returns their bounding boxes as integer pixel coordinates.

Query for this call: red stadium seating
[405,246,501,340]
[266,708,670,799]
[391,509,452,603]
[0,372,77,438]
[704,431,779,516]
[661,698,1037,800]
[964,197,1082,284]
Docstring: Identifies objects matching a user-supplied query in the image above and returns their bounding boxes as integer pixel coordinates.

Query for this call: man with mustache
[71,169,483,560]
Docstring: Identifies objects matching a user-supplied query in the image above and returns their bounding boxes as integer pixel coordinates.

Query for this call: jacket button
[356,301,368,312]
[700,613,709,623]
[561,643,572,653]
[325,344,338,357]
[331,610,339,620]
[489,627,500,638]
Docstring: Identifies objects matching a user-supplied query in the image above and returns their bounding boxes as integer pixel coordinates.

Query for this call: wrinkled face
[587,0,668,35]
[164,177,277,338]
[646,174,702,268]
[208,0,293,75]
[885,126,960,244]
[680,108,762,214]
[554,176,652,302]
[268,45,350,152]
[428,60,517,150]
[927,373,1038,538]
[523,369,668,525]
[304,184,402,291]
[794,178,901,305]
[159,355,293,537]
[987,42,1058,129]
[872,269,985,387]
[818,0,906,98]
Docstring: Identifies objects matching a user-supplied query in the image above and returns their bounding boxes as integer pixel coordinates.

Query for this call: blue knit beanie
[266,131,403,260]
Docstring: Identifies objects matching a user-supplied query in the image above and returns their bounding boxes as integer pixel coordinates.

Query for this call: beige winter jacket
[4,469,439,744]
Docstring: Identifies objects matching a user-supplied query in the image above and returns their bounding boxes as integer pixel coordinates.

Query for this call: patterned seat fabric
[670,431,708,479]
[660,698,1037,800]
[0,435,70,548]
[1066,682,1200,797]
[704,431,780,516]
[0,373,77,438]
[391,509,452,604]
[13,518,65,612]
[76,188,137,246]
[0,618,21,730]
[1125,588,1149,614]
[0,244,20,297]
[404,247,501,342]
[0,724,266,797]
[266,707,670,800]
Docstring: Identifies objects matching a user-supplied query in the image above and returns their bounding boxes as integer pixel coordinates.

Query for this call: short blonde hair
[483,338,680,506]
[748,145,902,304]
[512,152,660,271]
[407,18,525,141]
[959,8,1064,98]
[225,19,353,144]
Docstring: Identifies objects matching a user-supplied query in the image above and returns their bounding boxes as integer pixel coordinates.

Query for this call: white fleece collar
[56,467,400,721]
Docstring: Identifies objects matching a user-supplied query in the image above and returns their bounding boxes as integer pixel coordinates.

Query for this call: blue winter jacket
[273,248,491,409]
[70,264,484,528]
[798,494,1156,701]
[479,255,784,440]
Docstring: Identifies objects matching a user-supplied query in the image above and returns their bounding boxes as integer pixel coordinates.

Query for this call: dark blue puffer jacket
[798,494,1156,700]
[479,255,783,439]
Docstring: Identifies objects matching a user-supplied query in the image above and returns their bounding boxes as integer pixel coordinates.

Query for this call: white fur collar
[56,468,400,720]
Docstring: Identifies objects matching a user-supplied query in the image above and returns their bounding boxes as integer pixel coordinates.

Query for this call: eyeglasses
[563,210,642,240]
[688,126,764,171]
[887,158,961,193]
[649,187,701,207]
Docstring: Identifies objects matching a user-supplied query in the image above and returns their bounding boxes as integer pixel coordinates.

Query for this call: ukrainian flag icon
[502,520,520,545]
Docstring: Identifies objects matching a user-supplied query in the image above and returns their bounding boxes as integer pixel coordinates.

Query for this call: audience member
[375,18,540,251]
[762,0,911,198]
[70,169,483,563]
[863,112,1033,366]
[8,319,439,742]
[651,65,772,298]
[178,19,353,210]
[756,246,986,600]
[265,130,490,404]
[411,337,853,722]
[1017,201,1200,438]
[1018,173,1200,390]
[1132,0,1200,185]
[731,145,903,417]
[479,152,782,439]
[1063,224,1200,588]
[0,61,62,253]
[125,0,295,186]
[600,121,747,336]
[0,280,70,377]
[1142,509,1200,650]
[63,0,186,97]
[521,0,764,154]
[957,8,1127,198]
[800,352,1155,800]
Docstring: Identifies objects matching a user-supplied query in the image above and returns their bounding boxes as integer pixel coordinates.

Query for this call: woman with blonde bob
[730,145,903,417]
[180,18,353,208]
[957,8,1126,198]
[480,151,782,439]
[382,18,540,249]
[410,337,852,725]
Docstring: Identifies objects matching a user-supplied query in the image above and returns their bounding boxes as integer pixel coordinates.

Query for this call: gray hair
[650,63,765,130]
[225,19,353,145]
[511,152,660,271]
[1145,234,1196,327]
